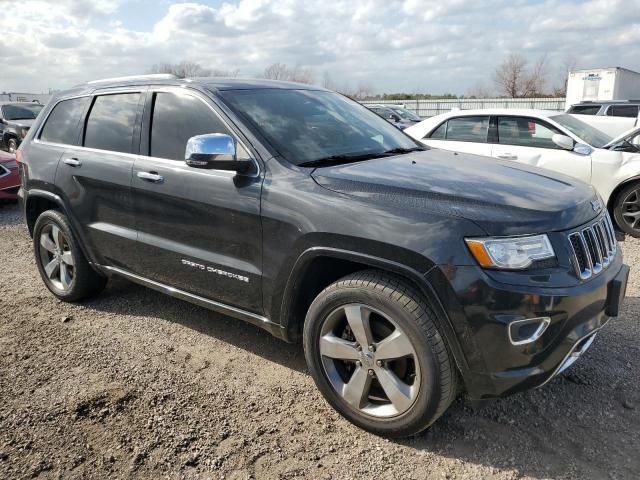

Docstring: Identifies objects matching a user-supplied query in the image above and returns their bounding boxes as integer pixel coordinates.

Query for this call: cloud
[0,0,639,94]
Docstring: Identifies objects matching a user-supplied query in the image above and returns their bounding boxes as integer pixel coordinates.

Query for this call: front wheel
[613,182,640,237]
[303,270,458,437]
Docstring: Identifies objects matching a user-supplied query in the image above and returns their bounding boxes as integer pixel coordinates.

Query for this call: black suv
[0,102,44,153]
[18,76,629,437]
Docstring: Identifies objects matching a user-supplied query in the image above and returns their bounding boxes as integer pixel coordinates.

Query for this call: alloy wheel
[38,224,75,291]
[621,188,640,234]
[319,303,421,418]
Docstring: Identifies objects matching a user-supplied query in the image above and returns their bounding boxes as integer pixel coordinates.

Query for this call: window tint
[150,92,232,161]
[429,122,447,139]
[40,97,89,145]
[607,105,639,118]
[84,93,141,153]
[567,105,601,115]
[498,117,562,149]
[444,116,489,142]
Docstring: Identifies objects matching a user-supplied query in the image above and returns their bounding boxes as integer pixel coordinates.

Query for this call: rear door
[131,88,264,313]
[491,116,592,184]
[421,115,492,156]
[54,88,145,270]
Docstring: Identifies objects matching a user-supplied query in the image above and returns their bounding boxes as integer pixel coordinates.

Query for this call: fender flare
[279,246,470,374]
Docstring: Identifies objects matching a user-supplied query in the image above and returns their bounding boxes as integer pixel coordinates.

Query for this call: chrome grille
[568,214,617,280]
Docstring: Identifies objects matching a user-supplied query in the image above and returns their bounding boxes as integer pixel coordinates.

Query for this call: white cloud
[0,0,639,94]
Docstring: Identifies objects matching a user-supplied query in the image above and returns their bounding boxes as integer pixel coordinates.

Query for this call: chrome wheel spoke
[375,329,414,360]
[320,334,359,360]
[44,258,59,279]
[344,305,373,347]
[40,234,57,254]
[375,367,414,413]
[60,264,72,289]
[342,366,371,409]
[61,251,74,266]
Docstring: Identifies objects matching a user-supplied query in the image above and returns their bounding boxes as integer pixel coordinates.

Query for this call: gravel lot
[1,202,639,480]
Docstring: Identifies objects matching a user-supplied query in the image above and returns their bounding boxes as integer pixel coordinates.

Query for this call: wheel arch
[279,247,469,375]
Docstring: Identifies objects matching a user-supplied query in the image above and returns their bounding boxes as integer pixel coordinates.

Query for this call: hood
[9,119,35,128]
[604,125,640,149]
[311,149,600,236]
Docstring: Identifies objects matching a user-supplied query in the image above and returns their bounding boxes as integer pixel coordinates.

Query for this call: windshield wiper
[381,147,425,155]
[298,147,425,168]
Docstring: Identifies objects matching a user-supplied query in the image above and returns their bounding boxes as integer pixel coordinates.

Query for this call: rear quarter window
[39,97,90,145]
[84,93,142,154]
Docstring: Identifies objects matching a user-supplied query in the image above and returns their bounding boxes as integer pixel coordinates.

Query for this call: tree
[262,63,314,84]
[466,82,493,99]
[493,53,527,97]
[522,54,549,97]
[149,62,240,79]
[552,56,578,97]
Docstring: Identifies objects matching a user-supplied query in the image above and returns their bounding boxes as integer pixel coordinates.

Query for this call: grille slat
[568,213,617,280]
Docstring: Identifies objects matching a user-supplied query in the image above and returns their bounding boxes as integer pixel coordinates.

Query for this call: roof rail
[86,73,178,85]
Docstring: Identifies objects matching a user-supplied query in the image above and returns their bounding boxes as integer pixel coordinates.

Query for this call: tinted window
[567,105,601,115]
[40,97,89,145]
[607,105,639,118]
[444,116,489,142]
[84,93,141,153]
[2,103,44,121]
[220,89,419,165]
[150,93,232,161]
[498,117,562,149]
[429,122,447,139]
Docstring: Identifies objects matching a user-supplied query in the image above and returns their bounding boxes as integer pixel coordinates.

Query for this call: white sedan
[405,109,640,237]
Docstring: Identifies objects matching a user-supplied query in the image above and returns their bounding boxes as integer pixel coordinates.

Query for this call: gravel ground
[0,202,639,480]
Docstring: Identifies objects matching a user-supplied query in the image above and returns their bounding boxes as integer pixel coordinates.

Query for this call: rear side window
[442,116,489,142]
[40,97,89,145]
[567,105,601,115]
[149,92,232,161]
[84,93,141,153]
[607,105,639,118]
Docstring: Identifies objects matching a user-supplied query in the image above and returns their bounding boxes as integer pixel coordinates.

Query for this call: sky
[1,0,639,95]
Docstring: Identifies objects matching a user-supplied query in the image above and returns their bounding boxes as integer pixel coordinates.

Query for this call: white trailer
[566,67,640,108]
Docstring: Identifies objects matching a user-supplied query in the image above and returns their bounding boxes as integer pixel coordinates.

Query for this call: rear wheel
[33,210,107,301]
[303,270,458,437]
[613,182,640,237]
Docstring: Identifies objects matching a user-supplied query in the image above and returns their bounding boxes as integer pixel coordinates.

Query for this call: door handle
[63,157,82,167]
[137,171,164,183]
[497,154,517,160]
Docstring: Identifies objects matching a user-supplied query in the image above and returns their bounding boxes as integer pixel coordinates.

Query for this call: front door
[131,88,264,313]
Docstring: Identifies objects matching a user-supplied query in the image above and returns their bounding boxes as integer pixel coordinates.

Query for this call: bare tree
[552,55,578,97]
[522,54,549,97]
[466,82,493,98]
[321,71,337,90]
[149,61,211,78]
[493,53,528,97]
[262,63,314,84]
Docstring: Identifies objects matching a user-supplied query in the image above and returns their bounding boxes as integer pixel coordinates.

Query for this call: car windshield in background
[220,89,420,166]
[392,108,421,121]
[551,113,612,148]
[2,103,43,120]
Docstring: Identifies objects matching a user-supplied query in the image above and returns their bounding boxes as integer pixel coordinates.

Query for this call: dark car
[367,104,421,129]
[0,102,44,153]
[0,150,19,202]
[18,75,629,437]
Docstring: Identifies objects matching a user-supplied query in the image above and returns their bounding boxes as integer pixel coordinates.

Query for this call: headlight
[20,128,29,139]
[465,234,555,270]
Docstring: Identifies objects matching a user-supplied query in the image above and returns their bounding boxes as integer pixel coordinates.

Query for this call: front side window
[219,89,420,165]
[1,103,43,121]
[40,97,89,145]
[607,105,639,118]
[84,93,141,153]
[150,92,232,161]
[550,113,612,148]
[442,116,489,142]
[498,117,562,149]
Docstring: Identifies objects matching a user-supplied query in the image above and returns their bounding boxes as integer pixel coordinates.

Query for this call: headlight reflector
[465,234,555,269]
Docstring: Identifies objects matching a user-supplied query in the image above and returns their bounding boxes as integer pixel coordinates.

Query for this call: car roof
[0,102,43,106]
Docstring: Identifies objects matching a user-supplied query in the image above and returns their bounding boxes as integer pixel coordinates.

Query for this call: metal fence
[362,98,566,118]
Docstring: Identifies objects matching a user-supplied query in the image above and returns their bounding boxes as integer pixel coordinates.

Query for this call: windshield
[219,89,421,165]
[1,103,43,121]
[550,113,612,148]
[391,107,421,121]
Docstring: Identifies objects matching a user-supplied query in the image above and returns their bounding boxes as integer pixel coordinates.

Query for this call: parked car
[0,102,44,153]
[405,109,640,237]
[19,76,628,437]
[367,104,421,129]
[567,100,640,117]
[0,150,19,203]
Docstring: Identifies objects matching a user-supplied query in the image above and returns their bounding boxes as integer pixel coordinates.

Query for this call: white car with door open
[405,109,640,237]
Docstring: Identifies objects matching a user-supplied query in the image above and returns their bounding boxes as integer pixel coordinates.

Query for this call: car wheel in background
[7,138,18,154]
[303,270,458,438]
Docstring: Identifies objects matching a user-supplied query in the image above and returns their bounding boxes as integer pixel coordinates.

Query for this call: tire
[303,270,458,437]
[613,181,640,237]
[7,138,18,154]
[33,209,107,301]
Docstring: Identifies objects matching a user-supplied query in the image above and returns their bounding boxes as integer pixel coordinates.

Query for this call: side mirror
[551,134,574,150]
[185,133,253,174]
[390,114,401,122]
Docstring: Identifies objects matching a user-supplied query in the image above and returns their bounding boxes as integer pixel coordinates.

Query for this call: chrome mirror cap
[185,133,236,167]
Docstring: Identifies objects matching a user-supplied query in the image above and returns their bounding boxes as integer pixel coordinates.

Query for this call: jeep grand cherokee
[17,75,629,437]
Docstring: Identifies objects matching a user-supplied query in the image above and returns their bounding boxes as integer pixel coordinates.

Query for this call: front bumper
[431,255,629,400]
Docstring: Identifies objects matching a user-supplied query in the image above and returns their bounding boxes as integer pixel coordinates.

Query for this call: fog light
[508,317,550,345]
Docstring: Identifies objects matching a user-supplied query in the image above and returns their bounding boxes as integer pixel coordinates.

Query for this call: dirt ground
[0,202,638,480]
